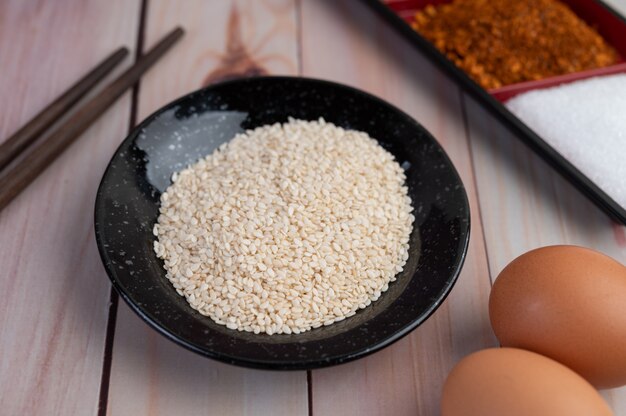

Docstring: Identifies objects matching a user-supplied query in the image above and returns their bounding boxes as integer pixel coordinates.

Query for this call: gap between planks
[97,0,149,414]
[459,91,495,285]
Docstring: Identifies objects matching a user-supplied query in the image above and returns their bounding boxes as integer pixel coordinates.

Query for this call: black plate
[94,76,470,370]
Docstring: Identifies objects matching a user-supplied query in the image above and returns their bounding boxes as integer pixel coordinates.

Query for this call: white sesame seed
[154,119,413,335]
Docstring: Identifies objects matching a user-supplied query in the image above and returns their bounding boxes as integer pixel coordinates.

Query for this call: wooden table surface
[1,1,626,415]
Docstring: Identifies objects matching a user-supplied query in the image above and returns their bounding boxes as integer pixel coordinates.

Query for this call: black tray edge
[362,0,626,225]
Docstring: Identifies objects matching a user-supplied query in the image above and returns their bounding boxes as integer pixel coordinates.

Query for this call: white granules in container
[506,74,626,209]
[153,118,414,335]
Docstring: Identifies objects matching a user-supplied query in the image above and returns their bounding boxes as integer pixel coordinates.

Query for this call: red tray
[364,0,626,223]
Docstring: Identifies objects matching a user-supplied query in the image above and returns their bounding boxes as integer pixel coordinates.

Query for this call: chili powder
[412,0,619,89]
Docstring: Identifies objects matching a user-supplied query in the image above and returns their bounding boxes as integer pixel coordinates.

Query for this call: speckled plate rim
[94,76,471,370]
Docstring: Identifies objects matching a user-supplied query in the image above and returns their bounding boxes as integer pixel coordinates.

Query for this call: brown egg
[489,245,626,388]
[441,348,613,416]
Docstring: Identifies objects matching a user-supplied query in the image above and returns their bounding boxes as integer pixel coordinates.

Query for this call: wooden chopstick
[0,27,184,212]
[0,47,129,171]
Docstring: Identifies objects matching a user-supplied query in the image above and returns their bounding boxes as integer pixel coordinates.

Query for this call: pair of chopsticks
[0,27,184,212]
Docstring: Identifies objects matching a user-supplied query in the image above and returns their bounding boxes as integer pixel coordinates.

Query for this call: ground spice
[412,0,619,89]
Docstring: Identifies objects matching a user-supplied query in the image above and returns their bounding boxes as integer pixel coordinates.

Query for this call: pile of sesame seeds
[153,118,414,335]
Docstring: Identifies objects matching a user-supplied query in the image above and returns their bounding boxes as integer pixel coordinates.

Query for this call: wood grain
[135,0,298,121]
[0,47,128,171]
[464,0,626,411]
[465,95,626,412]
[3,0,626,414]
[300,2,496,415]
[0,0,141,414]
[108,304,307,416]
[0,28,182,212]
[105,2,307,415]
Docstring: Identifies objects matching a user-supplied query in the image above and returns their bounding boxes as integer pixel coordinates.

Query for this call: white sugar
[506,74,626,209]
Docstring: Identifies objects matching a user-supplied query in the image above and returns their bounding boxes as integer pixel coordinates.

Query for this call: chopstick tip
[115,47,131,59]
[172,26,185,38]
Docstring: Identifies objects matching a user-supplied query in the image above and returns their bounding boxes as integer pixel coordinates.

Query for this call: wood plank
[136,0,298,121]
[465,1,626,412]
[106,1,307,415]
[300,2,496,415]
[465,96,626,413]
[109,303,307,416]
[0,1,141,414]
[465,101,626,413]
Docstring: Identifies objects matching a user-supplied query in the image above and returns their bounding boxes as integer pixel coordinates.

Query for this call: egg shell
[441,348,613,416]
[489,245,626,388]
